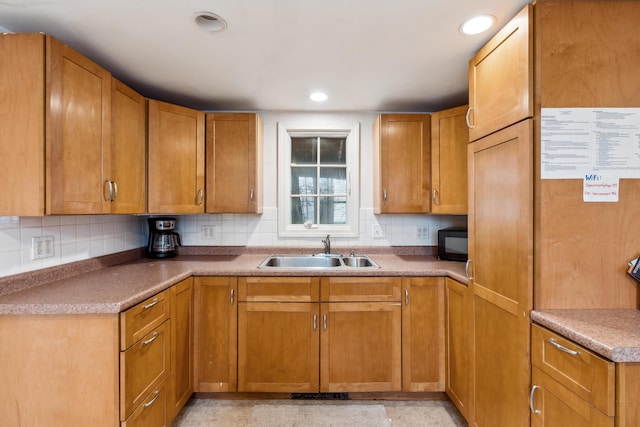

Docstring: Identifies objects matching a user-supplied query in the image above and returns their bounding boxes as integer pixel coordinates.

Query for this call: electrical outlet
[372,224,385,238]
[32,235,54,260]
[201,225,216,239]
[416,225,429,240]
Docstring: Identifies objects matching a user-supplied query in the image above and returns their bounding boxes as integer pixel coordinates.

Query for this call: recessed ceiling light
[310,92,328,102]
[460,15,496,35]
[195,12,227,32]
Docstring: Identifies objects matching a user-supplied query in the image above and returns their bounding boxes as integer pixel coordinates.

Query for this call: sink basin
[257,254,380,269]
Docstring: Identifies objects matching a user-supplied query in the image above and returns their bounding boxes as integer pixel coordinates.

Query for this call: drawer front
[531,324,615,415]
[320,277,401,302]
[121,319,171,420]
[121,289,170,350]
[121,380,167,427]
[238,277,319,302]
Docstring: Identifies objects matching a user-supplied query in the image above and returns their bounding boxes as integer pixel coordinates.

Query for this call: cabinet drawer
[531,325,615,416]
[121,289,170,350]
[320,277,401,302]
[238,277,319,302]
[121,319,171,420]
[121,380,167,427]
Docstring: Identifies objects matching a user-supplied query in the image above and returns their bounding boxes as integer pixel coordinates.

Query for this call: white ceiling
[0,0,530,112]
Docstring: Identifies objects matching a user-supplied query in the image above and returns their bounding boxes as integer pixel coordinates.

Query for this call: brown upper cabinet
[431,105,468,214]
[205,113,263,213]
[147,99,205,214]
[110,78,147,214]
[0,33,147,215]
[467,5,533,142]
[373,114,431,213]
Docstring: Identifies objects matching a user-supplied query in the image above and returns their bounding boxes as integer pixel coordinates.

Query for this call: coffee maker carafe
[147,217,181,258]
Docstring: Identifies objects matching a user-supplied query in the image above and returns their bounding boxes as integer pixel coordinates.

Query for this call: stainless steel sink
[257,254,380,269]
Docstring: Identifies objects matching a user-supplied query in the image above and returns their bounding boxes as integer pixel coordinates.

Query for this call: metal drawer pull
[323,314,327,331]
[465,259,473,280]
[112,181,118,201]
[142,332,159,346]
[433,189,438,205]
[548,338,579,356]
[383,189,387,203]
[250,188,254,202]
[143,298,160,310]
[104,180,113,201]
[230,288,235,305]
[529,385,541,414]
[143,390,160,408]
[313,314,317,331]
[405,289,409,305]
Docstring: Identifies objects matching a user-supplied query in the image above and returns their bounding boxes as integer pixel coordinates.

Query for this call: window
[278,122,360,237]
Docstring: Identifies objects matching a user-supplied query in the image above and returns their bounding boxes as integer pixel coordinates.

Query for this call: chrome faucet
[322,234,331,254]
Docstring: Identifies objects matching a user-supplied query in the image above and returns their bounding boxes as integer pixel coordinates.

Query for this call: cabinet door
[402,277,445,392]
[320,302,401,392]
[530,367,614,427]
[110,78,146,213]
[468,5,533,142]
[468,119,533,427]
[431,105,468,214]
[445,278,471,421]
[147,99,205,213]
[0,33,46,216]
[193,277,237,392]
[206,113,263,213]
[374,114,431,213]
[168,278,193,424]
[238,301,319,392]
[46,35,112,214]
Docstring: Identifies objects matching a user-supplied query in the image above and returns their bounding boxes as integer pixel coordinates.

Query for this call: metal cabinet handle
[313,314,317,331]
[142,331,159,346]
[230,288,235,305]
[405,289,409,305]
[143,298,160,310]
[143,390,161,408]
[197,189,204,205]
[433,189,438,205]
[250,188,254,202]
[465,259,473,280]
[323,314,327,331]
[548,338,579,356]
[104,180,113,201]
[383,189,387,204]
[112,181,118,201]
[466,107,475,129]
[529,385,541,414]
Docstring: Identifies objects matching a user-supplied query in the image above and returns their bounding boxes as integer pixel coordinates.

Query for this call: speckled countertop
[531,309,640,363]
[0,250,468,315]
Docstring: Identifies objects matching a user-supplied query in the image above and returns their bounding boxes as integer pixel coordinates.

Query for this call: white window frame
[277,121,360,237]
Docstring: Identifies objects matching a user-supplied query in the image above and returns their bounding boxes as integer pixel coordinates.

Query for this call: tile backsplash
[0,211,466,278]
[0,215,147,277]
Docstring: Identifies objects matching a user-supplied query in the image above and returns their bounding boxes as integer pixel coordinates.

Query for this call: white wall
[175,111,467,248]
[0,111,467,278]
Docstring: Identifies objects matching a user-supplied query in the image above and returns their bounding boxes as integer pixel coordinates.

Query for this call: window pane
[319,167,346,195]
[320,197,347,224]
[291,196,316,224]
[291,137,317,164]
[291,167,317,194]
[320,137,346,164]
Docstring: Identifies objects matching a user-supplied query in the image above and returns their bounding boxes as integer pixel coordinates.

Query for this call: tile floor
[172,398,468,426]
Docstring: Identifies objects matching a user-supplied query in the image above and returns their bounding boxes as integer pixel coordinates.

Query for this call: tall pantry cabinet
[466,1,640,426]
[466,4,534,427]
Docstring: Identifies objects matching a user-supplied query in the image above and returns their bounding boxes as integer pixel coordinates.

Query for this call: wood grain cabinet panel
[431,105,468,214]
[193,277,238,392]
[373,114,431,213]
[402,277,445,392]
[147,99,205,214]
[206,113,263,213]
[168,278,194,423]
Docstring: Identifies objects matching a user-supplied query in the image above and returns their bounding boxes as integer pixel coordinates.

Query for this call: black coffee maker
[147,217,181,258]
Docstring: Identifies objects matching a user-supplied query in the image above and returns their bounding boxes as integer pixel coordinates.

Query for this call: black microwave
[437,227,468,262]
